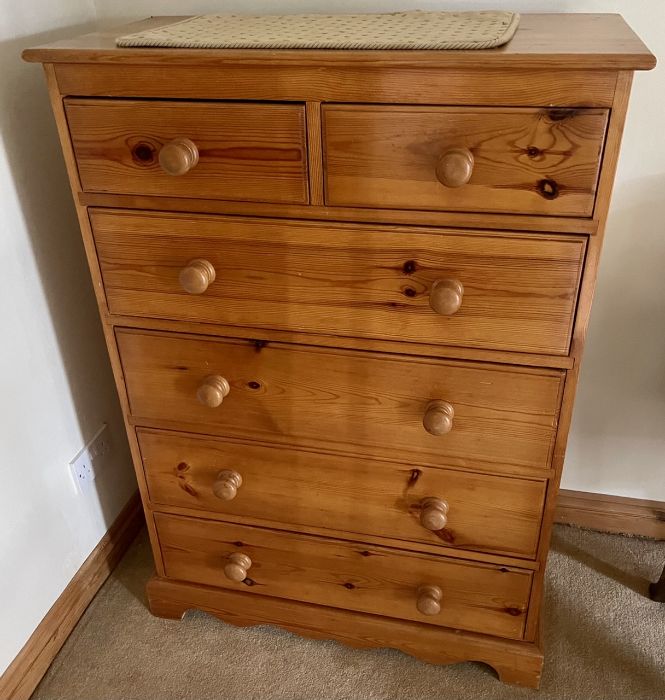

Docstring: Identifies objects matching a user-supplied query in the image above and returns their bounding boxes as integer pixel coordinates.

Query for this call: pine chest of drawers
[25,14,654,688]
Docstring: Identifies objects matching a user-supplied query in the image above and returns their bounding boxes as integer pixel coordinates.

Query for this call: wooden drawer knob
[417,584,443,616]
[158,137,199,176]
[435,147,474,188]
[224,552,252,582]
[179,258,216,295]
[423,400,454,436]
[213,470,243,501]
[420,497,449,531]
[196,375,230,408]
[429,279,464,316]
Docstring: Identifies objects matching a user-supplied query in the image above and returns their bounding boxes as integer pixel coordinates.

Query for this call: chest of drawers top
[24,14,654,234]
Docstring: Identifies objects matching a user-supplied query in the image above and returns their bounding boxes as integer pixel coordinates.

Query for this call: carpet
[32,525,665,699]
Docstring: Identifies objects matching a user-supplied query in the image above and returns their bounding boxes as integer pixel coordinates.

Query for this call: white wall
[2,0,663,676]
[94,0,665,501]
[0,1,136,675]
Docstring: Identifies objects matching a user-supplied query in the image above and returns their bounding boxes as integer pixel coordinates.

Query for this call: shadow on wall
[0,25,135,521]
[566,174,665,498]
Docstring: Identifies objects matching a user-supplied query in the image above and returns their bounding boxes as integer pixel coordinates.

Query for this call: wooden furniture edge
[78,192,599,235]
[42,61,168,575]
[0,491,144,700]
[555,489,665,540]
[21,14,656,71]
[107,314,576,371]
[146,575,544,688]
[522,68,635,639]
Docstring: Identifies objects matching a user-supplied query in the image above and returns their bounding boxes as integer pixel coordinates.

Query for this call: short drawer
[118,330,563,475]
[65,99,308,204]
[93,209,586,356]
[155,513,532,639]
[139,429,546,558]
[323,105,608,216]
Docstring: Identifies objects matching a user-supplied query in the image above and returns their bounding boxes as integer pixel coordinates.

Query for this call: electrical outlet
[70,423,112,493]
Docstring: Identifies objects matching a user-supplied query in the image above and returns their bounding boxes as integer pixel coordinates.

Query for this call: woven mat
[116,11,520,50]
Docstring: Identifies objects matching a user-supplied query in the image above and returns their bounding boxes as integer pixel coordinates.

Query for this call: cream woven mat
[116,11,520,50]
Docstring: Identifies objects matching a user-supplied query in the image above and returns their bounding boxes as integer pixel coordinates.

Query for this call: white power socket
[69,423,112,493]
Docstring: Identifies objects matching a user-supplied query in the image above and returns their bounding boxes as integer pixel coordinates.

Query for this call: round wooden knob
[423,400,454,436]
[435,147,474,188]
[224,552,252,582]
[213,470,243,501]
[417,584,443,616]
[196,375,230,408]
[429,279,464,316]
[158,137,199,176]
[179,259,216,294]
[420,497,449,531]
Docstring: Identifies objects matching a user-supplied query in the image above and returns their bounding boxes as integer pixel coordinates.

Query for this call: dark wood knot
[547,108,579,121]
[407,468,422,487]
[537,179,559,200]
[131,142,155,164]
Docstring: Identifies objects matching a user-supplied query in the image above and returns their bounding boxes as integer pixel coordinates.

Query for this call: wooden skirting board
[1,487,662,699]
[556,489,665,540]
[0,491,144,700]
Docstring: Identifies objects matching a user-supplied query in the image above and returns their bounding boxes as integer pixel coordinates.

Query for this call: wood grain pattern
[78,191,599,235]
[92,209,586,356]
[556,489,665,539]
[137,428,546,558]
[324,105,608,217]
[40,64,168,577]
[23,14,655,71]
[64,98,308,204]
[147,575,544,687]
[104,313,576,371]
[305,102,324,205]
[154,513,532,640]
[49,63,620,108]
[0,492,143,700]
[523,73,638,641]
[142,493,541,571]
[24,14,654,688]
[118,330,564,475]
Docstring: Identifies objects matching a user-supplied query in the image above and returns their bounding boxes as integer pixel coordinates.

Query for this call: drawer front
[155,513,532,639]
[323,105,608,216]
[65,99,308,204]
[93,209,586,356]
[118,330,563,474]
[139,429,546,558]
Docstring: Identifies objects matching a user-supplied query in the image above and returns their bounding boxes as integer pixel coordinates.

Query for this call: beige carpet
[33,526,665,700]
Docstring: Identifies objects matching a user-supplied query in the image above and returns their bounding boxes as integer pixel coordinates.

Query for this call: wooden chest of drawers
[25,14,654,689]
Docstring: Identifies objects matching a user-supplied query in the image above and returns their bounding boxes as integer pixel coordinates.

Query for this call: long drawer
[138,429,546,558]
[155,513,533,639]
[323,104,608,216]
[118,330,563,475]
[65,99,308,204]
[93,209,586,356]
